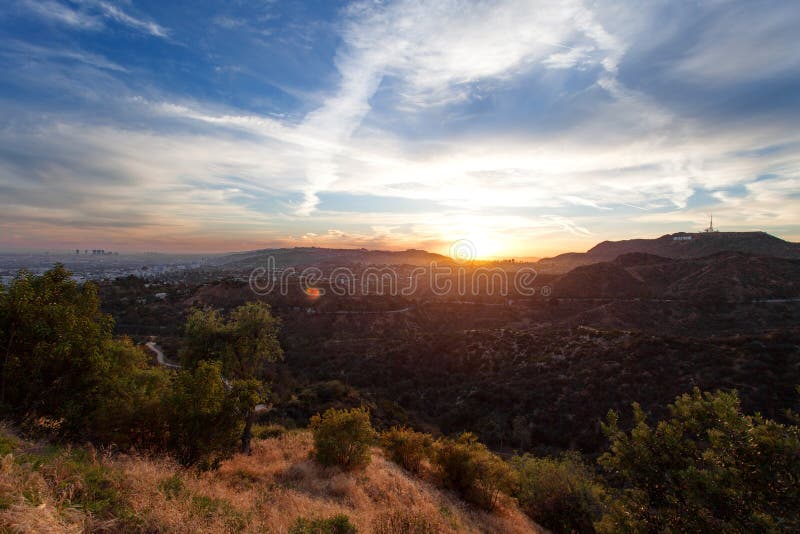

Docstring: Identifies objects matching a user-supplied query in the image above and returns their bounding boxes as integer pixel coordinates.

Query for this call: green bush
[512,451,605,533]
[597,388,800,533]
[310,407,376,470]
[380,426,433,473]
[289,514,357,534]
[433,432,517,510]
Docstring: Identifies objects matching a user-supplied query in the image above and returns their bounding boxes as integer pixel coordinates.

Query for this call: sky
[1,0,799,258]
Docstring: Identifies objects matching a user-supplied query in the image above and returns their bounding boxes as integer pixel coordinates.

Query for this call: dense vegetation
[2,266,799,532]
[0,265,281,467]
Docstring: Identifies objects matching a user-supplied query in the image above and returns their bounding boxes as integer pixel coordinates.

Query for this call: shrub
[433,432,517,510]
[380,426,433,473]
[310,407,376,470]
[512,451,605,533]
[597,388,800,533]
[371,510,439,534]
[289,514,357,534]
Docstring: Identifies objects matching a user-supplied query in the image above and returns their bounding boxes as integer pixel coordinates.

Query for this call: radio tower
[704,214,718,233]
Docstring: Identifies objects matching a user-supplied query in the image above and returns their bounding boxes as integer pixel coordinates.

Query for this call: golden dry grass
[1,428,543,533]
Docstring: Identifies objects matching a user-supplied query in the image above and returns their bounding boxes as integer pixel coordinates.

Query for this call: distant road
[145,341,181,369]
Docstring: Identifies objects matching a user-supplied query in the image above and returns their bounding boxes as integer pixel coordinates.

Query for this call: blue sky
[1,0,799,257]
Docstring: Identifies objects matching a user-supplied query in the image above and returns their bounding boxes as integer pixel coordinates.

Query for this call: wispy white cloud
[2,40,127,72]
[20,0,168,38]
[20,0,101,29]
[88,0,168,38]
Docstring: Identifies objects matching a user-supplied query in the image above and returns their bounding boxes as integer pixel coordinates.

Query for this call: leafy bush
[371,510,438,533]
[512,451,605,533]
[310,407,376,470]
[380,426,433,473]
[597,388,800,533]
[433,432,517,510]
[289,514,357,534]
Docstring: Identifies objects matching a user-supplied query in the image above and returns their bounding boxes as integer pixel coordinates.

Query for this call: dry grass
[1,428,543,533]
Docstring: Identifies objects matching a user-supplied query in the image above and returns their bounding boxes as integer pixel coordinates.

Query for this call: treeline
[0,265,281,468]
[1,267,799,532]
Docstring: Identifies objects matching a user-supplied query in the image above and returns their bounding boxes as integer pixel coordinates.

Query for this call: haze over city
[1,0,799,258]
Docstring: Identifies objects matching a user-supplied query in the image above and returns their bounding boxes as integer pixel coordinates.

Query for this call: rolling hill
[552,251,800,301]
[208,247,449,270]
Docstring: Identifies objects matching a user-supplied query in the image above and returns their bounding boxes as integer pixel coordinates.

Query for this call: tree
[597,388,800,533]
[183,302,283,453]
[167,360,242,467]
[0,265,114,436]
[90,337,171,449]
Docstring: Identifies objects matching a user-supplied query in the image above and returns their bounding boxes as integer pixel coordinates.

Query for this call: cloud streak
[20,0,168,38]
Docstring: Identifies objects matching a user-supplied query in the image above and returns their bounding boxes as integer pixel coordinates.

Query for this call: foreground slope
[0,428,541,533]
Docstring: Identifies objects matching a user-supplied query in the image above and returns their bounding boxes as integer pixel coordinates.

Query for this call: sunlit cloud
[0,0,799,257]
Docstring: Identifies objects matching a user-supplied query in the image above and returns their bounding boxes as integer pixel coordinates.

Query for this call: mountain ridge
[536,231,800,273]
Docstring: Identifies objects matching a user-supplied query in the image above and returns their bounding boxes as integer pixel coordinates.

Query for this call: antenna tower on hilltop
[704,213,718,233]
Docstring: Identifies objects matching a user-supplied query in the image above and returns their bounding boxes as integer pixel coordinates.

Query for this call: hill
[0,427,540,533]
[552,251,800,301]
[209,247,449,270]
[536,231,800,273]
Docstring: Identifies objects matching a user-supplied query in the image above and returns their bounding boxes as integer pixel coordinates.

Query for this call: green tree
[183,302,283,453]
[598,388,800,533]
[310,407,376,470]
[90,337,171,449]
[167,360,243,467]
[0,265,114,436]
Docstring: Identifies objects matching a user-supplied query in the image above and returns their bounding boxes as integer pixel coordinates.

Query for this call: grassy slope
[0,427,541,533]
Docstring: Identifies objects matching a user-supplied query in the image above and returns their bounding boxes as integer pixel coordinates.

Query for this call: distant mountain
[209,247,448,269]
[536,231,800,273]
[553,251,800,301]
